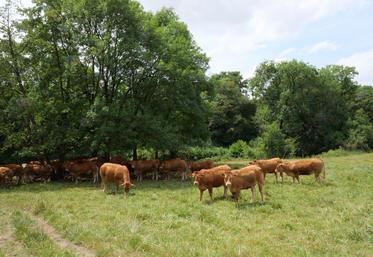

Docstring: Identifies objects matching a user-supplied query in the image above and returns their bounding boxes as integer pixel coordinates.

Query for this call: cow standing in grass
[159,158,188,181]
[249,158,282,182]
[131,160,160,182]
[0,167,14,186]
[224,165,265,203]
[63,159,99,184]
[22,163,53,183]
[275,158,325,183]
[192,165,231,201]
[100,163,134,195]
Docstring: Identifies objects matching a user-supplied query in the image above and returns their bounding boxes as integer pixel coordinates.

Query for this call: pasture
[1,153,372,257]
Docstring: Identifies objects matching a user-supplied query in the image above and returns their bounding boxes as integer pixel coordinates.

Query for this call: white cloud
[139,0,367,74]
[307,41,337,54]
[338,49,373,85]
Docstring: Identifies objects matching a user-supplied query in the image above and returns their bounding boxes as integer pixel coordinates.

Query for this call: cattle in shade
[188,160,214,172]
[249,158,282,182]
[100,163,134,195]
[192,165,231,201]
[131,160,160,182]
[0,164,24,185]
[63,159,98,184]
[159,158,188,180]
[224,165,265,203]
[0,167,14,186]
[23,163,53,183]
[275,158,325,183]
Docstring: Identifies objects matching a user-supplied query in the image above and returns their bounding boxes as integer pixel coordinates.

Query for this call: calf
[191,165,231,201]
[249,158,282,182]
[224,165,264,203]
[188,160,214,172]
[275,158,325,183]
[159,158,188,180]
[100,163,134,195]
[131,160,160,182]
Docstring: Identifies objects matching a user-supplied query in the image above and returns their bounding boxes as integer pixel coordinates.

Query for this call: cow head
[249,160,257,165]
[122,182,135,193]
[192,172,203,186]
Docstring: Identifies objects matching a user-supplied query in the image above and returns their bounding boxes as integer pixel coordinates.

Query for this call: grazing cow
[188,160,214,172]
[192,165,231,201]
[224,165,265,203]
[99,163,134,195]
[275,158,325,183]
[131,160,160,182]
[159,158,188,181]
[23,163,53,183]
[63,160,98,184]
[249,158,282,182]
[0,167,14,186]
[1,164,24,185]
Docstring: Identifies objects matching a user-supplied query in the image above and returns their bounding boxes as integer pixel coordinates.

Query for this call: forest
[1,0,373,164]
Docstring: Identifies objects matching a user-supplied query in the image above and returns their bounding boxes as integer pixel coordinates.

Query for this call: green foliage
[249,60,358,155]
[344,109,373,151]
[228,140,250,158]
[319,147,352,157]
[179,146,228,161]
[260,123,297,158]
[208,71,258,147]
[0,0,210,162]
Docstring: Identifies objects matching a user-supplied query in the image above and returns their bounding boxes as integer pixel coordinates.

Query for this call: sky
[18,0,373,85]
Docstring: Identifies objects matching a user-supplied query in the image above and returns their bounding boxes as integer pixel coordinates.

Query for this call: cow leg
[208,187,213,201]
[263,172,266,181]
[281,171,284,182]
[102,181,106,192]
[315,173,321,183]
[275,172,278,183]
[223,185,227,198]
[258,183,264,203]
[199,189,204,201]
[295,174,300,183]
[251,186,256,203]
[236,190,241,203]
[156,170,159,181]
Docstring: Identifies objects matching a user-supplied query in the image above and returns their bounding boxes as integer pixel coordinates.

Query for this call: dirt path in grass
[0,223,32,257]
[29,213,96,257]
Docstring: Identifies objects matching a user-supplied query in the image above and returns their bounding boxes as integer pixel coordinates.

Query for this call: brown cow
[131,160,160,182]
[275,158,325,183]
[63,160,98,184]
[159,158,188,181]
[23,163,53,183]
[0,167,14,186]
[224,165,265,203]
[100,163,134,195]
[249,158,282,182]
[1,164,24,185]
[192,165,231,201]
[188,160,214,172]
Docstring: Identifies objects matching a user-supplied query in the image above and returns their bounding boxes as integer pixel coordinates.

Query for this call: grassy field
[0,153,372,257]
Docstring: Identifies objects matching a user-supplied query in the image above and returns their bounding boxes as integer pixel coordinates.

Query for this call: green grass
[0,153,372,256]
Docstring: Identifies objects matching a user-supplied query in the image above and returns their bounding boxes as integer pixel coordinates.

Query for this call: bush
[320,147,354,157]
[180,146,229,161]
[228,140,250,158]
[260,122,297,158]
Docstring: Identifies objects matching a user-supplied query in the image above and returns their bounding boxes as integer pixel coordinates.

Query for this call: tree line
[1,0,372,163]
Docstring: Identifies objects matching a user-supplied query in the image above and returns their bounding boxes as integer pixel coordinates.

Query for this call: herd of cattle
[0,157,325,202]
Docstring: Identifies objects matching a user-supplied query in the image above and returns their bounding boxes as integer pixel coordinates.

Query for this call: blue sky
[139,0,373,85]
[19,0,373,85]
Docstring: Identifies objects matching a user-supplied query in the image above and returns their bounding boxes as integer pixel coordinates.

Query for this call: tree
[249,60,358,155]
[209,71,257,146]
[0,0,210,164]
